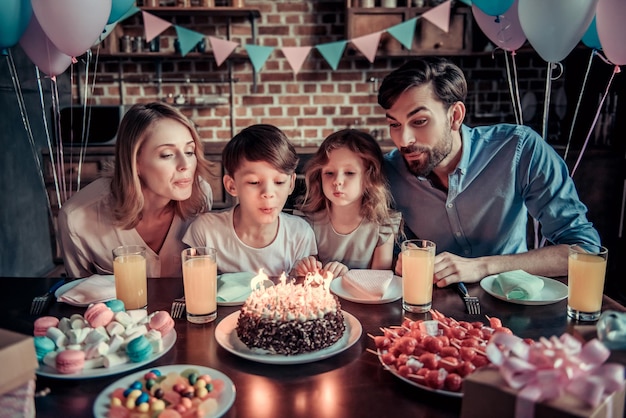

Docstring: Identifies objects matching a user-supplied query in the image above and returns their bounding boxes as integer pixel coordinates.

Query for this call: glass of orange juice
[112,245,147,310]
[182,247,218,324]
[401,239,436,313]
[567,244,608,322]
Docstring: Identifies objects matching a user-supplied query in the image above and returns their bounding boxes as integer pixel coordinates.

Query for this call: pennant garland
[133,0,453,73]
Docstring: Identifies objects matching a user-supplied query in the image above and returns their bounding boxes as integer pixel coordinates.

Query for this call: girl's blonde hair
[299,129,394,226]
[110,102,212,228]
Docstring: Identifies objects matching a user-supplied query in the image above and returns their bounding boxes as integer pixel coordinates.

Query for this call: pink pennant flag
[351,32,382,63]
[142,11,172,42]
[208,36,239,67]
[421,0,451,33]
[281,46,311,74]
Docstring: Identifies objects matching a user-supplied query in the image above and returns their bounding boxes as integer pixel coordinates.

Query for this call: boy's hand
[293,256,322,277]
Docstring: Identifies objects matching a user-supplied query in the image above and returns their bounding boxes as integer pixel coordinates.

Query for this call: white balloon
[518,0,598,62]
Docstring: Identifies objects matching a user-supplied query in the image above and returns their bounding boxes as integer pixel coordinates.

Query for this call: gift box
[461,333,626,418]
[0,329,38,397]
[461,367,625,418]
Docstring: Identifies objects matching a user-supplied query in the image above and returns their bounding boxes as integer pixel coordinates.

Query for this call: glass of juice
[112,245,147,310]
[182,247,218,324]
[567,244,608,322]
[401,239,436,313]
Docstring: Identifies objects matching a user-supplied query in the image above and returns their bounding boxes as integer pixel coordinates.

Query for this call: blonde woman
[295,129,402,278]
[58,102,213,278]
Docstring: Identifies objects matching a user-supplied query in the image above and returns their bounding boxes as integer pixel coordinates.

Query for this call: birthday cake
[235,270,346,355]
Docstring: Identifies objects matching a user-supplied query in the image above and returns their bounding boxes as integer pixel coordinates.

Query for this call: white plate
[37,330,177,379]
[215,311,362,365]
[55,276,115,307]
[92,364,236,418]
[377,350,462,398]
[481,274,568,305]
[330,275,402,304]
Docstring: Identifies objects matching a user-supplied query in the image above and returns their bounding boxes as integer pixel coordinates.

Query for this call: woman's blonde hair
[299,129,394,226]
[110,102,212,228]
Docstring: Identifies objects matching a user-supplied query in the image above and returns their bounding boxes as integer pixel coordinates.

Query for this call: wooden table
[0,277,624,418]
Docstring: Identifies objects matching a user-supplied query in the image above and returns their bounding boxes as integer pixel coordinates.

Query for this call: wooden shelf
[139,6,260,18]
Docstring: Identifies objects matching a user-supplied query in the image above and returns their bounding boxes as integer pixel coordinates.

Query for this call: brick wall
[79,0,565,146]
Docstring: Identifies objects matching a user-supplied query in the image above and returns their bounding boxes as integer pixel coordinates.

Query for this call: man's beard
[401,127,453,177]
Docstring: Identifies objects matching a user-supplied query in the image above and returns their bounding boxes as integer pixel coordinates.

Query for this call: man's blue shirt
[384,124,601,257]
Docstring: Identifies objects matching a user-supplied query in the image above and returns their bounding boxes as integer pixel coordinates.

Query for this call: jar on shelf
[232,0,244,7]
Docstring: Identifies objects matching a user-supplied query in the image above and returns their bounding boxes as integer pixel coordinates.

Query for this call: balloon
[596,0,626,65]
[108,0,135,24]
[94,22,118,46]
[0,0,32,50]
[31,0,112,57]
[473,0,514,16]
[19,14,73,77]
[518,0,598,62]
[582,17,601,51]
[472,0,526,52]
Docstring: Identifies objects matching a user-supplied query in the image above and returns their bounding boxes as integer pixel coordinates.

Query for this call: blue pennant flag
[387,18,417,50]
[316,40,347,71]
[175,26,204,57]
[244,44,274,72]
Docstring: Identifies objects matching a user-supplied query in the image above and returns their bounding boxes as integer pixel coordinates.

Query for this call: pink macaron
[33,316,60,337]
[149,311,175,337]
[56,349,85,374]
[84,302,115,328]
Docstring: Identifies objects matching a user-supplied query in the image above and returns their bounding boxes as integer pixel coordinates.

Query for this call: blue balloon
[108,0,135,24]
[582,16,602,50]
[473,0,514,16]
[0,0,32,49]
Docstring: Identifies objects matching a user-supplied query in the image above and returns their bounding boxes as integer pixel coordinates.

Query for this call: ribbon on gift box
[485,333,625,418]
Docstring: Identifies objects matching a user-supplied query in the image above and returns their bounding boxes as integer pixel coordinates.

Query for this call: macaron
[84,302,115,328]
[105,299,126,313]
[56,349,86,374]
[33,336,56,363]
[126,335,153,363]
[149,311,175,337]
[33,316,60,337]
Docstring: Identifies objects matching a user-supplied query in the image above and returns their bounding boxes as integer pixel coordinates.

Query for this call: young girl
[295,129,402,278]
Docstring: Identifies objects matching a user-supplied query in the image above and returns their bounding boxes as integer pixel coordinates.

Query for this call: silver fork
[457,282,480,315]
[30,280,65,316]
[170,297,186,319]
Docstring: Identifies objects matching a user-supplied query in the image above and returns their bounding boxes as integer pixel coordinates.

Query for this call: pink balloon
[596,0,626,65]
[472,0,526,52]
[31,0,112,57]
[18,14,72,76]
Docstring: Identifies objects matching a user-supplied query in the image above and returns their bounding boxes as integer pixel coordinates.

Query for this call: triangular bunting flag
[458,0,471,5]
[174,26,204,57]
[281,46,311,74]
[244,44,274,72]
[387,18,417,50]
[351,32,382,63]
[315,40,347,71]
[422,0,451,33]
[208,37,239,67]
[142,11,172,42]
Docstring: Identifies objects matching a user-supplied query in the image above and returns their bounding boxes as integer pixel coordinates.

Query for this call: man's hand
[433,252,487,287]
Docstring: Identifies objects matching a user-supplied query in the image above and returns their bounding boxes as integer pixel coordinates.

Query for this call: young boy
[183,124,318,277]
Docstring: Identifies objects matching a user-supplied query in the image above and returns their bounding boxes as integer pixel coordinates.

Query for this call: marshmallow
[103,352,129,368]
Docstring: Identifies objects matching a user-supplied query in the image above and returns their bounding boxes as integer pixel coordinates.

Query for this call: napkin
[493,270,545,300]
[342,269,393,301]
[217,272,257,303]
[56,275,116,306]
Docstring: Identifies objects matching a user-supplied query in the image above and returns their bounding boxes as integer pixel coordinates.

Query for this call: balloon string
[34,67,62,210]
[503,51,520,125]
[50,69,67,204]
[571,65,620,177]
[510,52,523,125]
[564,49,596,162]
[5,51,55,222]
[77,49,94,193]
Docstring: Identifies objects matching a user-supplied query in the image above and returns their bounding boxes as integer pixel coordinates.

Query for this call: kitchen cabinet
[345,1,472,56]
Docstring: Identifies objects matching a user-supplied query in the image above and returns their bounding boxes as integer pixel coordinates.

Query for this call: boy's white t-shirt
[183,206,318,277]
